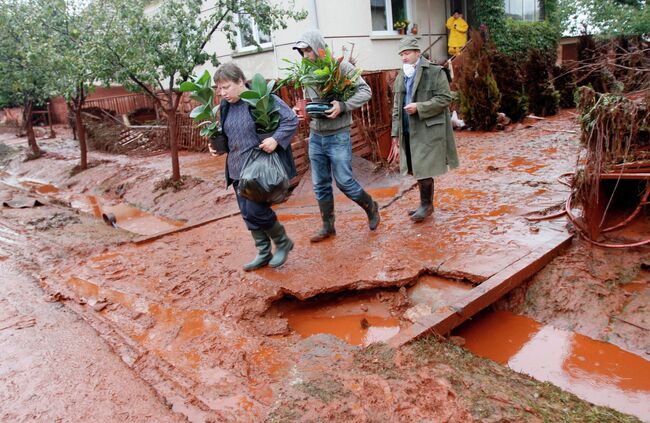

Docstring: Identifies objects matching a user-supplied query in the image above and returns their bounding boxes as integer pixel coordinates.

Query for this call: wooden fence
[84,93,156,116]
[80,71,397,174]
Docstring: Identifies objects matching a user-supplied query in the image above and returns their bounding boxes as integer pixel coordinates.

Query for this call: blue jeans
[309,131,364,202]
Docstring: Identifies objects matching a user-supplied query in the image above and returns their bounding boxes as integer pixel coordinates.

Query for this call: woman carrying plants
[287,29,380,243]
[210,62,298,270]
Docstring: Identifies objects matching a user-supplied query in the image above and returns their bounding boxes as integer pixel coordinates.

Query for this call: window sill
[370,33,421,40]
[232,45,274,58]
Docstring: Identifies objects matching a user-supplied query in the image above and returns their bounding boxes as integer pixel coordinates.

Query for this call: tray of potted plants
[279,47,362,118]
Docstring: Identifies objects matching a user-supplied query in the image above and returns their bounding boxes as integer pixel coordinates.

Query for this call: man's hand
[387,137,400,165]
[404,103,418,115]
[207,142,220,156]
[259,137,278,153]
[325,101,343,119]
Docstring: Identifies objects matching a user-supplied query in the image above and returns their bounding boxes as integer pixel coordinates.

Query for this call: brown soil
[0,114,647,422]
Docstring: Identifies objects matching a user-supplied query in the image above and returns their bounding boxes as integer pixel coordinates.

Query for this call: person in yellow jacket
[446,10,468,56]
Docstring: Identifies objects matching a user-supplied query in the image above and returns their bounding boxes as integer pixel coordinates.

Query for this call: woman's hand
[259,137,278,153]
[207,142,219,156]
[387,137,400,165]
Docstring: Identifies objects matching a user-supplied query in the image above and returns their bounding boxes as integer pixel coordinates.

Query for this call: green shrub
[525,49,560,116]
[492,52,529,122]
[456,31,501,130]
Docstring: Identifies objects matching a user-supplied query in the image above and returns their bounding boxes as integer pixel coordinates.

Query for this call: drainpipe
[427,0,432,52]
[309,0,320,29]
[272,34,280,79]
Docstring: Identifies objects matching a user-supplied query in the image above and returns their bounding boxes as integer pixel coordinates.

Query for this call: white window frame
[370,0,412,35]
[504,0,541,22]
[235,13,273,52]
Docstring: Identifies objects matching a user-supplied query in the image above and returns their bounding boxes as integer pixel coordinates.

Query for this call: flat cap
[398,36,420,53]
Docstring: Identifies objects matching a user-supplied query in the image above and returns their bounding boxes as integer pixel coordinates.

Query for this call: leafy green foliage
[456,31,501,130]
[497,19,560,56]
[279,47,361,101]
[559,0,650,37]
[0,0,61,109]
[471,0,560,57]
[178,70,221,138]
[240,74,280,134]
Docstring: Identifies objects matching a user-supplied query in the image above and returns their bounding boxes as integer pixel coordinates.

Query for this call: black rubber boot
[310,198,336,243]
[354,190,380,230]
[410,178,434,222]
[243,230,272,271]
[265,221,294,268]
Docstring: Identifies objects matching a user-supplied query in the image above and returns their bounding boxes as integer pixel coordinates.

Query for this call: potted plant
[393,19,409,34]
[179,70,227,153]
[279,47,362,118]
[239,73,281,139]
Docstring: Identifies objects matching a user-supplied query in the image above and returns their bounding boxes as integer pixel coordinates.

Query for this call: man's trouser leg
[328,131,380,231]
[309,132,337,241]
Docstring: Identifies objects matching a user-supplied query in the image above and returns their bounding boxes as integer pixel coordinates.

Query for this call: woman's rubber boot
[354,190,380,230]
[266,221,294,268]
[410,178,434,222]
[310,198,336,242]
[243,230,273,271]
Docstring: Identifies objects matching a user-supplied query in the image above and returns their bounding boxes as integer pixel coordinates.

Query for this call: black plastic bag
[239,148,290,204]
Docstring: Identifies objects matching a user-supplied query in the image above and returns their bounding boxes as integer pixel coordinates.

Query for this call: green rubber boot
[242,230,272,271]
[265,221,294,268]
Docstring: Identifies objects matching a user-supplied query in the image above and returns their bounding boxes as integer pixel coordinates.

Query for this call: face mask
[403,63,416,78]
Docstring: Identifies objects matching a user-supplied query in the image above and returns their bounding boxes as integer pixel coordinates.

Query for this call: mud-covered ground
[1,112,647,422]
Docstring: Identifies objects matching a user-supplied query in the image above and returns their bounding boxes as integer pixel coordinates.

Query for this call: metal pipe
[309,0,320,29]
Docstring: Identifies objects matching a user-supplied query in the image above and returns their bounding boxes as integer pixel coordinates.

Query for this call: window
[504,0,541,21]
[237,13,272,51]
[371,0,410,33]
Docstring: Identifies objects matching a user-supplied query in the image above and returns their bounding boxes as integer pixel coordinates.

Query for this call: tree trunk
[23,100,40,156]
[165,108,181,181]
[75,106,88,170]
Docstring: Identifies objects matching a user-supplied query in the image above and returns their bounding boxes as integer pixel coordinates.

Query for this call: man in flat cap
[389,36,459,222]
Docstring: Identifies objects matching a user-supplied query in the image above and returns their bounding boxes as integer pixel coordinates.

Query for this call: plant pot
[305,99,332,119]
[398,28,406,35]
[209,134,228,154]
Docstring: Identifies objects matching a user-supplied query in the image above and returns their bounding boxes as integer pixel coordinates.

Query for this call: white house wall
[148,0,451,81]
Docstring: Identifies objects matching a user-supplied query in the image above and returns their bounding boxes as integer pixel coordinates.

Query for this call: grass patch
[409,335,641,422]
[295,378,347,404]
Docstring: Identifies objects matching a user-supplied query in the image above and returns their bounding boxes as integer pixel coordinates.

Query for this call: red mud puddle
[455,310,650,421]
[282,290,401,346]
[281,276,472,347]
[509,156,547,175]
[70,195,184,236]
[18,180,61,194]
